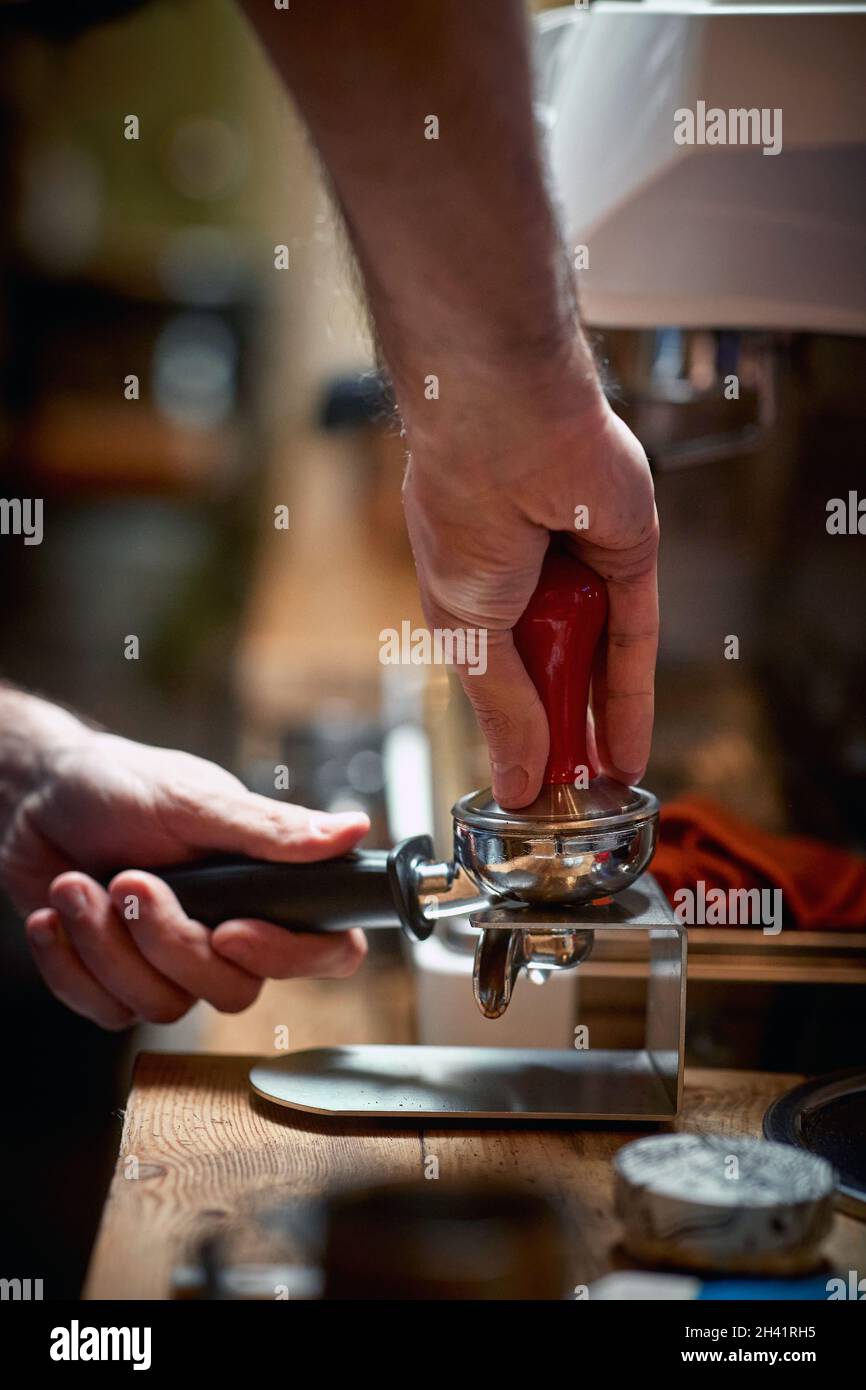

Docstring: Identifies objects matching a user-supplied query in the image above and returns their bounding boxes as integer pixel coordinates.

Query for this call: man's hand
[0,698,368,1030]
[243,0,659,810]
[403,392,659,808]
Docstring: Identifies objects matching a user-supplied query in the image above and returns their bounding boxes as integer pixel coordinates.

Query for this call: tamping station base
[250,875,685,1122]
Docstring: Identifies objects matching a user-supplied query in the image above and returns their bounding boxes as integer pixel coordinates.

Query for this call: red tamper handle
[513,542,607,785]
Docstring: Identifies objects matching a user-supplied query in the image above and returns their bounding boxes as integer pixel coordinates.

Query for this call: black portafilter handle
[106,835,437,942]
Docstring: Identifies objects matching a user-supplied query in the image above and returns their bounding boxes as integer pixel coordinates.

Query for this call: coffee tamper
[144,542,685,1120]
[450,543,658,1017]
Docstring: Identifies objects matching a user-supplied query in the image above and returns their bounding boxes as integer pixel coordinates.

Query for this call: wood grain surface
[84,1049,866,1299]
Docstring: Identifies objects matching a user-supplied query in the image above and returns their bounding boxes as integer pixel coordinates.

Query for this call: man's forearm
[243,0,603,441]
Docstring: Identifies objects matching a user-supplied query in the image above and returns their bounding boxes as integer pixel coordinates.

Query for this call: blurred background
[0,0,863,1295]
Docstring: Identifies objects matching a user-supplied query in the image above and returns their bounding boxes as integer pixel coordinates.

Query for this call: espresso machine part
[146,543,660,1020]
[473,923,593,1021]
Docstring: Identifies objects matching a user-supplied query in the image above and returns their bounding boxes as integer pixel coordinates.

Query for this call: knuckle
[158,781,213,834]
[606,629,657,650]
[254,799,293,838]
[603,546,658,585]
[472,706,514,743]
[163,781,201,817]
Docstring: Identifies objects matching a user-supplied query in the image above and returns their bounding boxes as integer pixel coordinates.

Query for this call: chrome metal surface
[250,1045,680,1120]
[473,926,593,1020]
[454,779,655,833]
[467,876,677,1029]
[410,776,664,1022]
[646,920,687,1113]
[249,877,686,1120]
[414,860,455,894]
[451,780,659,906]
[414,863,502,924]
[436,874,673,952]
[473,877,674,932]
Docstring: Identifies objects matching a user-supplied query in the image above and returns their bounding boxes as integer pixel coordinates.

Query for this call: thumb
[456,628,549,809]
[163,789,370,862]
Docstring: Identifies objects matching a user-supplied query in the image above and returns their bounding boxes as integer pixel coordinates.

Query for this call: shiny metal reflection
[452,780,659,909]
[473,926,594,1020]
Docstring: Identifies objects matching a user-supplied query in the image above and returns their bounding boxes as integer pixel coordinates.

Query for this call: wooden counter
[84,971,866,1298]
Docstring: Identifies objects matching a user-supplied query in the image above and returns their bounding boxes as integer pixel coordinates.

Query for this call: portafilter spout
[473,924,595,1020]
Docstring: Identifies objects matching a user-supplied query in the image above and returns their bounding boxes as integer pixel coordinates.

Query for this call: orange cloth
[653,796,866,930]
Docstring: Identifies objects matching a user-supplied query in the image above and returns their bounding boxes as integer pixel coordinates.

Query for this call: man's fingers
[211,920,368,981]
[591,567,658,783]
[108,871,263,1015]
[160,790,370,863]
[50,872,194,1025]
[454,629,549,808]
[25,907,138,1031]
